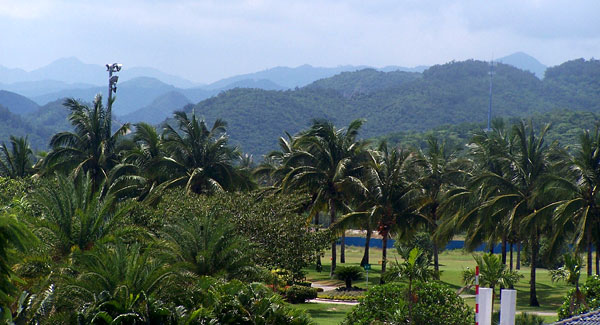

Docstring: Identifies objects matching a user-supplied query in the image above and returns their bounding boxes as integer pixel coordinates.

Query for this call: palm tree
[550,252,586,314]
[462,253,522,314]
[478,121,557,306]
[159,213,257,281]
[549,128,600,276]
[0,136,36,178]
[0,212,37,311]
[65,242,176,323]
[412,136,465,276]
[281,119,368,277]
[162,111,253,194]
[31,173,136,259]
[39,96,130,190]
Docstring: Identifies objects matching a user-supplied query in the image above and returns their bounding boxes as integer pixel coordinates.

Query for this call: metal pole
[476,265,480,325]
[107,66,113,105]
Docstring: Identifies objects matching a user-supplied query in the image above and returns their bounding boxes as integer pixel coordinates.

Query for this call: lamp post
[106,63,122,106]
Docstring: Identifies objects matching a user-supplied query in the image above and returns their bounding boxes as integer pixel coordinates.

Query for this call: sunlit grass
[299,244,588,324]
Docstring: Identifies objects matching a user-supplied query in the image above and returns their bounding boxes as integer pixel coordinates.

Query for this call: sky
[1,0,599,83]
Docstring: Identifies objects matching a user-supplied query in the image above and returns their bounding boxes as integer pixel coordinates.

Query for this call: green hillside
[181,59,600,157]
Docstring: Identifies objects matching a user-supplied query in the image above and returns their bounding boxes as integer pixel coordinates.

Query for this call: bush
[343,281,473,325]
[335,265,364,289]
[558,275,600,320]
[284,285,318,304]
[515,312,544,325]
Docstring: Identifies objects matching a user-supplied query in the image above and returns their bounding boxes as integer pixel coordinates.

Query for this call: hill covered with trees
[183,58,600,157]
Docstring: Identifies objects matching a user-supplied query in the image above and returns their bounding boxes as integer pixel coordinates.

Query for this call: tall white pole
[500,289,517,325]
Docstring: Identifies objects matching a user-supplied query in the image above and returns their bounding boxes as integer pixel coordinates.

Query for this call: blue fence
[341,236,502,252]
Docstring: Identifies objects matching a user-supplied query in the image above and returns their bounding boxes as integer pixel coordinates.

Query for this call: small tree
[463,253,522,314]
[335,266,363,289]
[551,253,587,318]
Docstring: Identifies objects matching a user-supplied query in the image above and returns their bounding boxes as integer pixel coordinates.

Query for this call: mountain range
[1,52,567,155]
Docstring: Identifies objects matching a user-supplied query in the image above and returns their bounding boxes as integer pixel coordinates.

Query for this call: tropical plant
[342,281,473,325]
[412,136,465,276]
[384,247,436,322]
[334,266,363,289]
[558,275,600,320]
[159,212,258,281]
[462,253,523,313]
[162,111,254,194]
[281,119,368,277]
[31,173,136,259]
[39,96,130,190]
[0,212,37,319]
[0,136,36,178]
[551,253,587,318]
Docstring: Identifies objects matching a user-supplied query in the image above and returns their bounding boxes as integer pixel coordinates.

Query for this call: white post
[478,288,493,325]
[500,289,517,325]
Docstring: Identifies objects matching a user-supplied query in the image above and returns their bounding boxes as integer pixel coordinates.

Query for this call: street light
[106,63,122,105]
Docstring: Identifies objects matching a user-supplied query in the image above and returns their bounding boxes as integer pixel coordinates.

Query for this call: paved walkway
[308,298,359,305]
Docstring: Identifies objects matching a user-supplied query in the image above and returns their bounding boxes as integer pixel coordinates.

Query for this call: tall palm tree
[281,119,368,277]
[549,128,600,276]
[0,136,36,178]
[162,111,253,194]
[479,121,557,306]
[412,136,465,276]
[39,96,130,190]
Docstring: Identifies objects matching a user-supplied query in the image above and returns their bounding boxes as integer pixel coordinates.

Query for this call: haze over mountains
[3,51,590,158]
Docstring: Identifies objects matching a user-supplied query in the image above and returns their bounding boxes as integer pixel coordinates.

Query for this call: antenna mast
[486,58,494,132]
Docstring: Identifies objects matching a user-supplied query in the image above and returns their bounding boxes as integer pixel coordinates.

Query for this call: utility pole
[106,63,122,106]
[485,59,494,132]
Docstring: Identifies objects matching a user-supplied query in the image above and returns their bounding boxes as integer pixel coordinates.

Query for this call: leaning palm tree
[281,119,368,277]
[162,111,253,194]
[0,136,36,178]
[39,95,130,190]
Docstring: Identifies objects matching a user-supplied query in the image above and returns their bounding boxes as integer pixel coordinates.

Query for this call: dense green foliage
[182,59,600,156]
[334,266,364,289]
[558,275,600,320]
[342,281,473,324]
[284,285,318,304]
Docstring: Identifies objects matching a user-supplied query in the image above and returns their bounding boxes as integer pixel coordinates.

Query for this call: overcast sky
[1,0,599,83]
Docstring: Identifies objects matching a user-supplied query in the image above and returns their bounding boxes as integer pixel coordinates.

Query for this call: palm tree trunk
[433,242,439,278]
[361,228,371,267]
[516,241,521,270]
[341,231,346,263]
[587,228,593,276]
[330,200,336,278]
[596,241,600,275]
[502,236,507,265]
[530,230,540,307]
[380,232,388,284]
[315,215,322,272]
[510,242,514,271]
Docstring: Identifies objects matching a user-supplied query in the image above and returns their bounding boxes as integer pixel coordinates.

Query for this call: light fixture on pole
[106,63,122,105]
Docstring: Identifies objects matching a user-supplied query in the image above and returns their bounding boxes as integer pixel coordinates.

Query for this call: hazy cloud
[0,0,598,83]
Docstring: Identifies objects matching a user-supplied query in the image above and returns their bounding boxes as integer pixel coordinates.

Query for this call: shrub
[558,275,600,320]
[284,285,318,304]
[515,312,544,325]
[335,266,364,289]
[343,282,473,325]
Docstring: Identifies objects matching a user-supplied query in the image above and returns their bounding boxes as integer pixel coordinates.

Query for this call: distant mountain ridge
[497,52,547,78]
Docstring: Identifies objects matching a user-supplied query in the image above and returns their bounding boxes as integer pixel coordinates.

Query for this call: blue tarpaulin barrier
[340,236,503,252]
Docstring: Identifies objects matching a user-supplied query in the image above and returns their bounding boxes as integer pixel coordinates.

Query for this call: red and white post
[475,265,479,325]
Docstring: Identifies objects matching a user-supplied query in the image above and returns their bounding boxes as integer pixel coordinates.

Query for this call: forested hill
[183,58,600,157]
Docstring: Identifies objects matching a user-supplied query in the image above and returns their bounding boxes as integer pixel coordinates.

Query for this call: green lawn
[298,244,588,324]
[294,303,354,325]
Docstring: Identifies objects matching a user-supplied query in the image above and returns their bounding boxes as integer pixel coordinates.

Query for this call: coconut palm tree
[549,128,600,276]
[39,96,130,190]
[0,136,36,178]
[162,111,253,194]
[281,119,368,277]
[412,136,465,276]
[478,121,557,306]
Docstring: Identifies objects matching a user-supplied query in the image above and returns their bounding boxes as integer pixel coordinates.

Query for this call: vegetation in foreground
[1,90,600,323]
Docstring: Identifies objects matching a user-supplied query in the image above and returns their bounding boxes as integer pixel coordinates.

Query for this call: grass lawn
[294,303,354,325]
[301,244,590,324]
